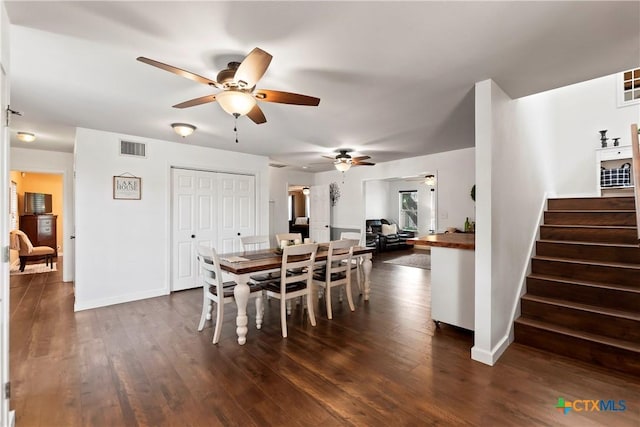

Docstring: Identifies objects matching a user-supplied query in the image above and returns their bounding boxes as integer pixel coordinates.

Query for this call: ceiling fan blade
[247,104,267,124]
[137,57,220,88]
[353,161,376,166]
[234,48,273,88]
[352,155,371,162]
[255,89,320,106]
[172,94,217,109]
[322,155,337,160]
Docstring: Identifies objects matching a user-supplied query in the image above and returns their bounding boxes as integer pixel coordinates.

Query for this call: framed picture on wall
[113,175,141,200]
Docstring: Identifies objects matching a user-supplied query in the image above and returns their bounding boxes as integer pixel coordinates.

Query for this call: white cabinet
[596,145,633,196]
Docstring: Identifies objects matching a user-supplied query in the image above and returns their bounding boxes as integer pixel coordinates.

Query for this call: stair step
[514,318,640,376]
[548,196,635,211]
[526,274,640,312]
[521,294,640,341]
[531,256,640,287]
[544,210,637,226]
[539,224,638,244]
[536,240,640,264]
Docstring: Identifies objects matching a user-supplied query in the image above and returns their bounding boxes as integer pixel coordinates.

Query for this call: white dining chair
[240,235,280,289]
[313,239,355,319]
[340,231,363,292]
[240,235,271,251]
[197,245,264,344]
[263,243,318,337]
[275,233,302,245]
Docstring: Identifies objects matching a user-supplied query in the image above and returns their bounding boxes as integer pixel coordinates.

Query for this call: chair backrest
[340,232,362,246]
[276,233,302,245]
[325,239,354,276]
[10,230,34,255]
[240,235,270,251]
[280,243,318,289]
[197,245,224,296]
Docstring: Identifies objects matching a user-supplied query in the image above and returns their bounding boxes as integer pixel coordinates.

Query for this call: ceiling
[5,1,639,171]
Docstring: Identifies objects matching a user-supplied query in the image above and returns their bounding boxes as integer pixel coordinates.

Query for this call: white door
[171,169,217,291]
[0,65,11,426]
[310,184,330,243]
[218,173,255,253]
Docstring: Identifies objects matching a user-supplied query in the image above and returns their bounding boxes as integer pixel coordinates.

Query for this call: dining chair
[313,239,355,319]
[275,232,302,246]
[263,243,318,337]
[240,235,271,251]
[240,235,280,288]
[340,231,363,292]
[197,245,264,344]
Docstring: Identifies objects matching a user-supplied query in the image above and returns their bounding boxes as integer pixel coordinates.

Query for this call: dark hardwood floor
[10,251,640,426]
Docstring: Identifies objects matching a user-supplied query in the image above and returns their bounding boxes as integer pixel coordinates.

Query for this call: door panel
[310,184,330,243]
[171,169,218,291]
[218,173,255,253]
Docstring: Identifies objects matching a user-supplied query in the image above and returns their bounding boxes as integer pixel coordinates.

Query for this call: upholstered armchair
[9,230,55,272]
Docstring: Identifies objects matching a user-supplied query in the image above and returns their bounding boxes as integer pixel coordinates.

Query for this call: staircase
[514,196,640,375]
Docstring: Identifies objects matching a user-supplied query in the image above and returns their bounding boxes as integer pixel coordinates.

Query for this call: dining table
[218,244,374,345]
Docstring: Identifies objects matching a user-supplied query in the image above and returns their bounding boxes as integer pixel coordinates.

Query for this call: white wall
[74,128,270,310]
[315,148,476,233]
[473,73,640,365]
[364,180,389,221]
[10,147,74,282]
[268,167,314,241]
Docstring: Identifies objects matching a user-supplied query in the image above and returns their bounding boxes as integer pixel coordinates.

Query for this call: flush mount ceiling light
[424,174,436,186]
[171,123,196,137]
[17,132,36,142]
[302,187,310,195]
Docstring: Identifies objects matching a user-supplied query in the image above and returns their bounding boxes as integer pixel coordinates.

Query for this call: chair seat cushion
[30,246,55,256]
[209,281,263,298]
[313,271,347,282]
[264,281,307,293]
[249,271,280,283]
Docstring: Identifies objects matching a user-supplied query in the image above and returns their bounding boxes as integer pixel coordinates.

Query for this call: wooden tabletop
[406,233,475,250]
[219,245,374,274]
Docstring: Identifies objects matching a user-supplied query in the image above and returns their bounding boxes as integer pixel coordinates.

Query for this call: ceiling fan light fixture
[215,90,257,116]
[171,123,196,137]
[334,159,352,172]
[17,132,36,142]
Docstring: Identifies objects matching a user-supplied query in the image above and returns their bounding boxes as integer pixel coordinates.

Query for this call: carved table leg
[362,254,373,301]
[234,281,250,345]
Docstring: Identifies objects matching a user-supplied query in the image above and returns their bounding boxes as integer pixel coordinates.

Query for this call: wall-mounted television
[24,192,53,215]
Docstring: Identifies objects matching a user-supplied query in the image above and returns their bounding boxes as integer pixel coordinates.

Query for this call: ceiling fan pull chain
[233,113,239,143]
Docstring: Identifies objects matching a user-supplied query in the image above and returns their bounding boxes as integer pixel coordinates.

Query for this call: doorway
[9,171,65,274]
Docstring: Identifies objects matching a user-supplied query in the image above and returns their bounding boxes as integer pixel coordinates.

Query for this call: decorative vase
[613,137,620,147]
[599,130,608,148]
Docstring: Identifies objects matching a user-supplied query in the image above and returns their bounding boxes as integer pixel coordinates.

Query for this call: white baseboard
[471,332,513,366]
[74,287,169,311]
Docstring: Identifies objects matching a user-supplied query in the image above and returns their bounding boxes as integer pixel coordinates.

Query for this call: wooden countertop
[406,233,475,250]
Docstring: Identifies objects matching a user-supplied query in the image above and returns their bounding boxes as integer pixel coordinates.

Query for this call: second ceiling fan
[323,149,375,171]
[137,47,320,124]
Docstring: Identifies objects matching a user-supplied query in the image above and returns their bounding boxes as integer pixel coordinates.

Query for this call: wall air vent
[269,163,287,168]
[120,140,146,158]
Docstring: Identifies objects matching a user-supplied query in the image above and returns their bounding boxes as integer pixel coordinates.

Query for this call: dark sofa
[365,219,415,252]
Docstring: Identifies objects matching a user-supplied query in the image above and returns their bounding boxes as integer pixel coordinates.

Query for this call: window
[618,68,640,107]
[399,190,418,231]
[10,181,17,230]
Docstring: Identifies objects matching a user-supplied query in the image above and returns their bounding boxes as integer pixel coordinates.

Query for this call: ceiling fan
[406,174,437,185]
[323,149,375,172]
[137,47,320,125]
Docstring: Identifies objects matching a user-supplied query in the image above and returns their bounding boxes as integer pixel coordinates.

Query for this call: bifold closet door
[218,173,256,254]
[171,169,217,291]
